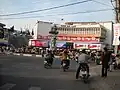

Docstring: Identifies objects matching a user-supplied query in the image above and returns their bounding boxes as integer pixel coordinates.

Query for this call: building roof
[65,22,97,25]
[0,23,6,27]
[65,21,114,25]
[37,21,53,24]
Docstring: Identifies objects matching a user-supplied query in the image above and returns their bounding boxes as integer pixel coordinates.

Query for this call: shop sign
[57,36,99,42]
[74,44,88,49]
[74,43,101,49]
[88,44,101,49]
[113,23,120,45]
[30,40,49,47]
[37,35,51,40]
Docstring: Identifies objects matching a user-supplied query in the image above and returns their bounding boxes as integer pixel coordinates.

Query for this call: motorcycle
[112,60,117,70]
[80,66,89,83]
[62,60,69,72]
[44,59,52,69]
[76,65,89,83]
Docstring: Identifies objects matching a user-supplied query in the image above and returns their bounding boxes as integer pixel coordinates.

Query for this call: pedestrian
[101,47,111,77]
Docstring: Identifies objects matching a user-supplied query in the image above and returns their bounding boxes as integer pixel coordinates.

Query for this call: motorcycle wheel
[44,64,48,69]
[83,78,88,83]
[63,69,66,72]
[63,66,66,72]
[83,75,88,83]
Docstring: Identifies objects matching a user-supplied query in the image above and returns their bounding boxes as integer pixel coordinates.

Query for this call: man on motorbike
[76,49,90,79]
[60,49,70,67]
[45,50,54,65]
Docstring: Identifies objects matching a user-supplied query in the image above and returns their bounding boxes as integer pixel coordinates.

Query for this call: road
[0,55,101,90]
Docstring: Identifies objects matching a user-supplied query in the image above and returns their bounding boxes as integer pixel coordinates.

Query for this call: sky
[0,0,115,31]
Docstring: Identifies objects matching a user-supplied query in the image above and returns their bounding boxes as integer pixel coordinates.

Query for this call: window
[84,28,86,35]
[86,28,89,35]
[74,28,76,34]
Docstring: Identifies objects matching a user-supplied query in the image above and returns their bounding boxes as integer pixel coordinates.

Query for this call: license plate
[81,71,87,74]
[44,61,47,64]
[63,63,66,66]
[113,62,115,64]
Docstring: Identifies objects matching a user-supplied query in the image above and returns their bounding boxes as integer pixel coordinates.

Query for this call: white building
[32,21,113,49]
[99,21,113,48]
[33,21,52,39]
[56,21,113,50]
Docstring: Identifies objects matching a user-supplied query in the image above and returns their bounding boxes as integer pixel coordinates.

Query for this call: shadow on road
[51,66,60,69]
[0,74,97,90]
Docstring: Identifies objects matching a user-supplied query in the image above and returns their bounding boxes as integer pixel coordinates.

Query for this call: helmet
[82,49,86,54]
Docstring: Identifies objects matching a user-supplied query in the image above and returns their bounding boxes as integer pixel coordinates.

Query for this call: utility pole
[114,0,120,55]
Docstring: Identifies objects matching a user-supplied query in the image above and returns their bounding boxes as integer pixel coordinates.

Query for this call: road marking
[23,54,32,56]
[36,55,42,57]
[13,53,20,55]
[0,59,10,60]
[0,83,16,90]
[29,87,41,90]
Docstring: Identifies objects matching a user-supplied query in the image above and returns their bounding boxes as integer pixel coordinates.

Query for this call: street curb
[13,53,59,58]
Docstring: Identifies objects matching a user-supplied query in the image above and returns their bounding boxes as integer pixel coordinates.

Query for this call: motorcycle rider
[60,49,70,67]
[76,49,90,79]
[45,50,54,65]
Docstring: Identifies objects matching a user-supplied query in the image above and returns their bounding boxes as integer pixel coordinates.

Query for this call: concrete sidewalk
[90,65,120,90]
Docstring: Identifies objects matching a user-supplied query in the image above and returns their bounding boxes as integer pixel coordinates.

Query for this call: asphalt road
[0,55,99,90]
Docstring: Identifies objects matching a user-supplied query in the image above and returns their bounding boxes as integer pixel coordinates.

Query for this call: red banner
[37,35,51,40]
[37,35,99,42]
[31,40,43,47]
[57,36,99,42]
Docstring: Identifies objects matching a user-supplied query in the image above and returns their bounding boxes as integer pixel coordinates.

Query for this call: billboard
[113,23,120,45]
[29,39,49,47]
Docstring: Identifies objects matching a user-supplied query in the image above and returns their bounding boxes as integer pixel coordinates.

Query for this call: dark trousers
[102,64,108,77]
[45,58,53,65]
[61,60,70,66]
[76,63,89,78]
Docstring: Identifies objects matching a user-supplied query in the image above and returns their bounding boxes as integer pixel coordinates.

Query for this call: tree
[31,29,34,35]
[9,26,14,32]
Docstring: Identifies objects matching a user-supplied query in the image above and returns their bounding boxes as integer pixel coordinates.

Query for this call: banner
[113,23,120,45]
[57,37,99,42]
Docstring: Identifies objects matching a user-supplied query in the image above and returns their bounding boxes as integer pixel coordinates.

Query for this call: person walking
[101,47,111,77]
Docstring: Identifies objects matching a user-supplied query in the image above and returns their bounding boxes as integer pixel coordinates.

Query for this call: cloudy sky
[0,0,114,30]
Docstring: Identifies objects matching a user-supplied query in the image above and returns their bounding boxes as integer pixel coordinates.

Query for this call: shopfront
[57,36,99,42]
[29,39,49,48]
[74,43,102,50]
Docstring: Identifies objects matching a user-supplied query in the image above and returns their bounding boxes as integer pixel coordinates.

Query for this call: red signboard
[37,35,51,40]
[37,35,99,42]
[31,40,43,47]
[57,36,99,42]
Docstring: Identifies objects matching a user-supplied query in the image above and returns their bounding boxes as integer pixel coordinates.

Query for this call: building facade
[33,21,52,39]
[32,21,113,49]
[56,21,113,50]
